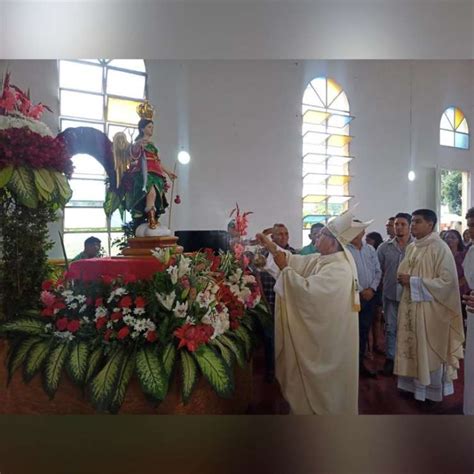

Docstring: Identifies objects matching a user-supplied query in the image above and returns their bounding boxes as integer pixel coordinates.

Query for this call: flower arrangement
[0,72,73,208]
[0,248,270,413]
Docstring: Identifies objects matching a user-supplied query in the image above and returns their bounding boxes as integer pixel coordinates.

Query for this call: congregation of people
[253,208,473,415]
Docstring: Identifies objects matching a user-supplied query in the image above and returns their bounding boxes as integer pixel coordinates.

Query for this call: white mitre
[326,207,373,246]
[325,207,373,312]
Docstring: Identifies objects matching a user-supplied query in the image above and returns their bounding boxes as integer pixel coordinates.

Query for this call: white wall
[1,59,473,251]
[2,1,473,59]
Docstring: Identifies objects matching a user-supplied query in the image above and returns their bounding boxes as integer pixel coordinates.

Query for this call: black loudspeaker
[174,230,230,253]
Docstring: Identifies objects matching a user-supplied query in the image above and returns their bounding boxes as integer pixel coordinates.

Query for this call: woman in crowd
[443,229,469,324]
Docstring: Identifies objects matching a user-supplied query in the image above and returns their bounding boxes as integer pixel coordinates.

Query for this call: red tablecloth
[68,257,166,282]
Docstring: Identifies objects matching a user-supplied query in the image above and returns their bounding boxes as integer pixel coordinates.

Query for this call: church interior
[0,0,473,471]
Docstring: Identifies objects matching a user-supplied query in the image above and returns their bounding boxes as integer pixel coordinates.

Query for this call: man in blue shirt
[348,224,382,377]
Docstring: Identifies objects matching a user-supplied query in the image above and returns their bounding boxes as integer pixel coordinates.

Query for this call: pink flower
[233,243,244,260]
[40,290,56,307]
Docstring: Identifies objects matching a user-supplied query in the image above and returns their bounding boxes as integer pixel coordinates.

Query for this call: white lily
[173,301,188,319]
[156,291,176,311]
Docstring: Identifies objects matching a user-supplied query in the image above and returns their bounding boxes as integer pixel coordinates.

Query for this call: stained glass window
[59,59,147,258]
[302,77,353,242]
[440,106,469,150]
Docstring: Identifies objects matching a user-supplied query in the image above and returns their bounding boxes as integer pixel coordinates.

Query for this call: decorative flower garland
[0,73,73,208]
[0,248,270,412]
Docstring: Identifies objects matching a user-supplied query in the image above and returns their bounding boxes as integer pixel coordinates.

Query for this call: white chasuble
[273,251,359,415]
[395,232,464,401]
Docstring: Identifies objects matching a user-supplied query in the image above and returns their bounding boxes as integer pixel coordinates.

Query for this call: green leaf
[0,318,46,335]
[52,172,72,203]
[85,346,104,383]
[67,340,90,385]
[24,340,51,382]
[7,167,38,208]
[233,325,252,359]
[0,165,14,188]
[7,336,42,384]
[35,183,51,202]
[180,350,198,404]
[33,168,55,194]
[136,346,168,401]
[103,190,121,217]
[211,339,234,369]
[218,334,245,368]
[33,168,55,198]
[110,348,136,414]
[162,342,177,377]
[44,342,69,398]
[192,345,234,398]
[90,348,125,412]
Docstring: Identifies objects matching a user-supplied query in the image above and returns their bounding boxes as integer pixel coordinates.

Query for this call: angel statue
[111,101,177,235]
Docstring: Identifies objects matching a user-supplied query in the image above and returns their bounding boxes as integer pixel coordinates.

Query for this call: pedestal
[121,236,183,257]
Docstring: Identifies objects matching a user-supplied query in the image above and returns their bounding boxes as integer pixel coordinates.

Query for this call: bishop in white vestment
[257,210,371,414]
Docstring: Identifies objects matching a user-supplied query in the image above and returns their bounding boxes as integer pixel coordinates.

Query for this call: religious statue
[112,101,177,234]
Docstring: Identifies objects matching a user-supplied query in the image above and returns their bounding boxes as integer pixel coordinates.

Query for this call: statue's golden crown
[137,100,155,120]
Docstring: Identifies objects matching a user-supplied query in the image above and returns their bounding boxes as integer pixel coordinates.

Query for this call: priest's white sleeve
[410,276,434,302]
[263,252,281,279]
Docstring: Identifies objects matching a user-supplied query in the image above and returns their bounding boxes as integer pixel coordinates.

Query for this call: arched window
[301,77,353,242]
[440,106,469,150]
[59,59,147,258]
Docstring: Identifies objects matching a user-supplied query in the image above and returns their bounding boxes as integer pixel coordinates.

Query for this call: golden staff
[168,161,178,230]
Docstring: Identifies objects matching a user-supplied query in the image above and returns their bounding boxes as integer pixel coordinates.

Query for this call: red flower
[101,275,114,285]
[210,256,221,272]
[104,329,113,341]
[118,295,132,308]
[174,195,181,204]
[111,312,123,322]
[41,307,54,317]
[53,301,66,312]
[95,297,104,307]
[56,317,68,331]
[117,326,130,340]
[67,320,80,333]
[230,319,240,330]
[135,296,146,308]
[122,273,137,284]
[95,316,107,330]
[174,323,214,352]
[41,280,53,291]
[146,331,158,343]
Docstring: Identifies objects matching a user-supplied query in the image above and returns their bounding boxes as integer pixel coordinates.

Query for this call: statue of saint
[111,101,177,231]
